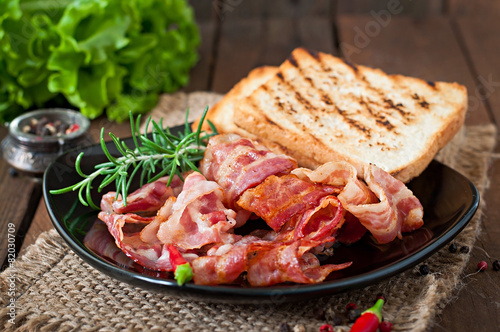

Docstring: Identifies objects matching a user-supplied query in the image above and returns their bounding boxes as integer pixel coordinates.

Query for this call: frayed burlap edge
[0,92,496,332]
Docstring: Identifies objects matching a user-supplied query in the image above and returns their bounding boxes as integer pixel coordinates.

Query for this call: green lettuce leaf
[0,0,199,123]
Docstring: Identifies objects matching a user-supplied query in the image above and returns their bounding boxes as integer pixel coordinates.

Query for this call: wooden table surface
[1,1,499,331]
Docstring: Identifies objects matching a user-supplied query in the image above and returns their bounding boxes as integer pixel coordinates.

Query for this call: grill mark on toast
[337,108,371,137]
[295,91,314,110]
[322,94,333,105]
[305,49,320,61]
[419,100,430,109]
[376,119,395,131]
[275,64,316,113]
[287,56,337,107]
[262,113,284,130]
[246,95,285,131]
[342,59,359,73]
[273,72,302,116]
[411,92,430,109]
[361,99,396,131]
[357,74,412,123]
[288,54,299,68]
[384,98,411,119]
[283,54,372,138]
[303,48,333,73]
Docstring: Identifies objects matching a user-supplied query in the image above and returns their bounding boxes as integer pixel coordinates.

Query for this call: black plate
[43,127,479,303]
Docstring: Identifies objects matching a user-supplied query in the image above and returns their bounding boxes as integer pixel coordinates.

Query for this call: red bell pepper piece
[167,245,193,286]
[349,298,385,332]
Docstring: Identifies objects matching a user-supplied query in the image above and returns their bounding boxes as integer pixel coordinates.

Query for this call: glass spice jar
[1,109,93,176]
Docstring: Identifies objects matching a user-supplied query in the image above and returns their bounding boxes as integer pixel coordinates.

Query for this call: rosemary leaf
[49,107,218,209]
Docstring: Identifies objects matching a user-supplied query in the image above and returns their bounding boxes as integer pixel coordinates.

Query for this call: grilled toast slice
[232,48,468,183]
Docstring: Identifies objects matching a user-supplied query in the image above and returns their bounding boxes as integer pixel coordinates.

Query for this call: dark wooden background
[1,1,499,330]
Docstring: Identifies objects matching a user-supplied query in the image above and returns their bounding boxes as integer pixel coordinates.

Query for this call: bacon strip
[237,174,337,231]
[364,165,424,234]
[246,239,352,286]
[156,172,240,250]
[97,211,173,271]
[293,161,423,244]
[201,134,297,208]
[191,236,262,285]
[110,176,183,214]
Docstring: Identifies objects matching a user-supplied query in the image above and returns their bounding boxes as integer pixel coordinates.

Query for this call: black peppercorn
[493,260,500,271]
[279,322,291,332]
[8,168,18,177]
[419,264,430,275]
[313,307,326,320]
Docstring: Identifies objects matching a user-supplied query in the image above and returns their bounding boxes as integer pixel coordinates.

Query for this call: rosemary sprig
[50,107,217,209]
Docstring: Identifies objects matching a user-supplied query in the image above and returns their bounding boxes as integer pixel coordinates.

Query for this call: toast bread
[231,48,467,183]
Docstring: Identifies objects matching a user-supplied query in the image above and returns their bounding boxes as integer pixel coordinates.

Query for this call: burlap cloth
[0,92,497,331]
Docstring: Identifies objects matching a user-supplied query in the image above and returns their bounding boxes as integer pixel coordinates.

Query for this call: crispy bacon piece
[290,195,344,242]
[364,165,424,234]
[246,239,352,286]
[293,161,423,244]
[191,236,262,285]
[237,174,338,232]
[201,134,297,209]
[97,210,174,271]
[156,172,240,250]
[109,176,183,214]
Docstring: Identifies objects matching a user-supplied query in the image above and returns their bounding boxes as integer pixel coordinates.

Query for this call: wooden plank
[183,21,217,92]
[262,0,332,18]
[213,0,265,21]
[188,0,215,21]
[20,197,53,255]
[446,0,500,18]
[213,0,331,20]
[211,19,264,93]
[433,16,500,332]
[337,0,444,16]
[337,15,490,126]
[0,127,43,270]
[212,16,336,93]
[455,17,500,124]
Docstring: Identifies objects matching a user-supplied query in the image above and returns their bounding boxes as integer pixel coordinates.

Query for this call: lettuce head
[0,0,200,123]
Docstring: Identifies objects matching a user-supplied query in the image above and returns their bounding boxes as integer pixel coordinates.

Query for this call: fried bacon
[293,161,423,244]
[94,133,423,285]
[109,176,183,214]
[246,239,352,286]
[156,172,240,250]
[201,134,297,208]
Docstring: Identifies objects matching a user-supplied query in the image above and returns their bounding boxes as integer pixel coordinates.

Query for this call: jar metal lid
[2,109,92,175]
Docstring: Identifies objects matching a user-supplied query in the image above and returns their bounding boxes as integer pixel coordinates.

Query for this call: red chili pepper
[167,245,193,286]
[319,323,334,332]
[349,298,384,332]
